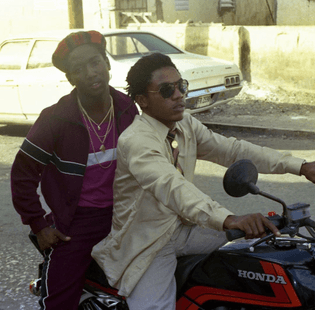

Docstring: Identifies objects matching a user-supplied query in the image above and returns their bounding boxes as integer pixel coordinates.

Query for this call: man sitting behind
[92,53,315,310]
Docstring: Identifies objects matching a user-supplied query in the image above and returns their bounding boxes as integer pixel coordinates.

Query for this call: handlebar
[226,214,285,241]
[304,217,315,228]
[223,160,315,244]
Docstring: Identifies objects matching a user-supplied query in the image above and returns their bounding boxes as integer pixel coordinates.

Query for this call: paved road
[0,125,43,309]
[193,126,315,216]
[0,123,315,309]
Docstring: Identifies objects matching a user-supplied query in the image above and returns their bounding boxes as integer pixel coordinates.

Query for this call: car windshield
[104,33,182,60]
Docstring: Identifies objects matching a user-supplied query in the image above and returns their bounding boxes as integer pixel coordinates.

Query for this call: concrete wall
[0,0,110,43]
[234,0,276,25]
[158,0,315,26]
[160,0,220,24]
[0,0,69,43]
[126,23,315,93]
[246,26,315,91]
[0,0,276,45]
[156,0,276,25]
[277,0,315,25]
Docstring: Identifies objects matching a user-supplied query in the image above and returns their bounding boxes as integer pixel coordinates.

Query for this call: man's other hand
[300,161,315,183]
[36,226,71,250]
[223,213,281,239]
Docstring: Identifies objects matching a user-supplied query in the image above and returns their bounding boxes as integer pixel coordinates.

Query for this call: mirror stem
[259,190,287,212]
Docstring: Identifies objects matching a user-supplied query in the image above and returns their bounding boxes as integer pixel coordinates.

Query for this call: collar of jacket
[141,112,184,142]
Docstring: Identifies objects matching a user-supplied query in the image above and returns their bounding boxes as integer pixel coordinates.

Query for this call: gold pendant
[100,144,106,152]
[171,140,178,149]
[97,125,101,131]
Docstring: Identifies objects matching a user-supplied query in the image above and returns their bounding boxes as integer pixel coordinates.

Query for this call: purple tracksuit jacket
[11,86,138,234]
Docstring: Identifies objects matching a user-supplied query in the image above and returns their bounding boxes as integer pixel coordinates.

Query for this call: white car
[0,29,243,124]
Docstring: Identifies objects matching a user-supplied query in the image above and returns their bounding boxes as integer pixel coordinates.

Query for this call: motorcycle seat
[85,258,111,288]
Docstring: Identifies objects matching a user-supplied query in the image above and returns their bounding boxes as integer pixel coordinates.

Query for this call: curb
[203,122,315,139]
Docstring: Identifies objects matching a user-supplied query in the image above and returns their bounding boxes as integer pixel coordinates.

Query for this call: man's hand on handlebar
[300,161,315,184]
[223,214,281,240]
[36,226,71,251]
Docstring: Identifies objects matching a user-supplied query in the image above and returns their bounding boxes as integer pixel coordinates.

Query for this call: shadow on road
[0,124,32,137]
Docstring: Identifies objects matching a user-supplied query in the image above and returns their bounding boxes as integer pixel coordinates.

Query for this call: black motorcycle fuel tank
[177,240,315,309]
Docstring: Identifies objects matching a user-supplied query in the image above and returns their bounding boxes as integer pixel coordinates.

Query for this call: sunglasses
[147,79,189,99]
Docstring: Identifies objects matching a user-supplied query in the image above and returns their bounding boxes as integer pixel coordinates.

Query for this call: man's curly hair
[125,53,178,101]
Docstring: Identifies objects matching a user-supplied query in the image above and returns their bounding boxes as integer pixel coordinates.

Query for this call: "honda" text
[238,270,287,284]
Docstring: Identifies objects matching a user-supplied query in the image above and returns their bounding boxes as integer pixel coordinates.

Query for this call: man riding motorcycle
[91,52,315,310]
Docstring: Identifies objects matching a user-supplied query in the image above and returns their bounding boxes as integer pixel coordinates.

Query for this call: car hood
[109,52,241,92]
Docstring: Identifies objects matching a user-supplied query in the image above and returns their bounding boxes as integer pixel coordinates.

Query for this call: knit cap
[52,30,106,73]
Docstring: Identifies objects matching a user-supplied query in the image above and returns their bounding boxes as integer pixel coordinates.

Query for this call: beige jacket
[92,112,303,297]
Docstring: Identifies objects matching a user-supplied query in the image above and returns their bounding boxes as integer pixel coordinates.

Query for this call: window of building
[175,0,189,11]
[219,0,236,13]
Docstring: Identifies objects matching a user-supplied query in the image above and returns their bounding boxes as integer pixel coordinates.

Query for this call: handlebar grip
[226,229,246,241]
[225,214,284,241]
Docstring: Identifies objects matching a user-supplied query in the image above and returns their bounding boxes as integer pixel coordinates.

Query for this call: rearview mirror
[223,159,259,197]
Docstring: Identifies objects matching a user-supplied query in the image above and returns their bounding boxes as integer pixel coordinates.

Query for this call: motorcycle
[29,159,315,309]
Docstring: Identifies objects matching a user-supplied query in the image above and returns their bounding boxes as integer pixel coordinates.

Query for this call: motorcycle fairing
[177,261,301,309]
[287,266,315,307]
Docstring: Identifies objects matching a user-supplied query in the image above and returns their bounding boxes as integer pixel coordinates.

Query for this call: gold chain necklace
[83,114,116,169]
[86,106,113,152]
[78,96,113,152]
[79,97,113,131]
[78,96,116,169]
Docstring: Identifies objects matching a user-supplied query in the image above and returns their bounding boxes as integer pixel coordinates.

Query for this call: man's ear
[135,94,148,109]
[66,72,75,86]
[105,56,111,71]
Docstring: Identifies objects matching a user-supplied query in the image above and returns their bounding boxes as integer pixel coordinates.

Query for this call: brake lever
[249,233,275,252]
[306,226,315,238]
[249,224,304,252]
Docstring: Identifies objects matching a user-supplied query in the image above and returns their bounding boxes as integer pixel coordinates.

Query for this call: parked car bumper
[185,82,243,113]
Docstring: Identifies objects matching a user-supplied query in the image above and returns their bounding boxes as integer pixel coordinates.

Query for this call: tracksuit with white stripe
[10,86,138,309]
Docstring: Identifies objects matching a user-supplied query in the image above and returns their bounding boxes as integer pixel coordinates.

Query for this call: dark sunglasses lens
[160,84,175,98]
[159,80,188,98]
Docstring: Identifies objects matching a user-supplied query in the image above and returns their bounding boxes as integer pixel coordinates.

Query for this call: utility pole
[68,0,84,29]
